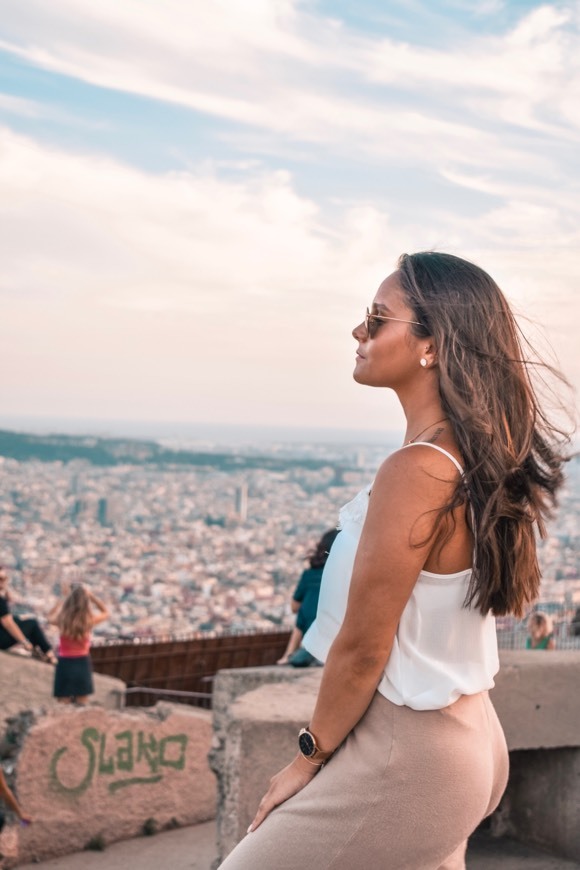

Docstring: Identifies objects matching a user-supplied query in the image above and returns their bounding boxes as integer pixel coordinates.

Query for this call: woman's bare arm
[308,447,459,750]
[87,590,110,626]
[46,600,63,625]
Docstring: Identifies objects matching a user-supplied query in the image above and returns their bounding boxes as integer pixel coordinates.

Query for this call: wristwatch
[298,727,333,764]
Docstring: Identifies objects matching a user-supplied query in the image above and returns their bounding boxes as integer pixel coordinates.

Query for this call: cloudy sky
[0,0,578,437]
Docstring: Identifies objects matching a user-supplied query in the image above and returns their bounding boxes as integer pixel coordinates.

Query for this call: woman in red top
[49,584,109,705]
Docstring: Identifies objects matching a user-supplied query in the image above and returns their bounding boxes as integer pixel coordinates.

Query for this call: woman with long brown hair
[219,252,570,869]
[49,584,109,705]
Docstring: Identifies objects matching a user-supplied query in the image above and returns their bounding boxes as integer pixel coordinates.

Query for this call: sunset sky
[1,1,578,437]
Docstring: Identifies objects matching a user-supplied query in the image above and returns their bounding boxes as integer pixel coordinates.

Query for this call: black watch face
[299,731,316,757]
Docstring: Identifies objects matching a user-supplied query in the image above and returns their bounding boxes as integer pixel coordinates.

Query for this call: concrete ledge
[490,651,580,749]
[0,650,125,736]
[210,669,320,859]
[212,651,580,865]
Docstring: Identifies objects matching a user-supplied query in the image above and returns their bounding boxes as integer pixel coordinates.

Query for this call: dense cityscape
[1,432,579,646]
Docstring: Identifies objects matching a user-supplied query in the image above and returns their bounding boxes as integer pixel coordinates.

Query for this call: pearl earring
[420,358,428,368]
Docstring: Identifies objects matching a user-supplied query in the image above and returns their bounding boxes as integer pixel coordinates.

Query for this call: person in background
[219,251,570,870]
[278,529,340,667]
[569,606,580,638]
[526,611,555,650]
[48,584,109,705]
[0,766,31,830]
[0,566,57,664]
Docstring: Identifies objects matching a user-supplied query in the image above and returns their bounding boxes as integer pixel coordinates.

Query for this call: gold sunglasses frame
[365,307,423,337]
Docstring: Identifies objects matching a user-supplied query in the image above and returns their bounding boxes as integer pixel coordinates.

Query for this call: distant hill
[0,428,335,472]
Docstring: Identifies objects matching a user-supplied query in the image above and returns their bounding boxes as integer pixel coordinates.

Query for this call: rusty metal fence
[91,628,291,709]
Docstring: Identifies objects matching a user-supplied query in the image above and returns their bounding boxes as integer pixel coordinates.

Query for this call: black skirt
[53,655,94,698]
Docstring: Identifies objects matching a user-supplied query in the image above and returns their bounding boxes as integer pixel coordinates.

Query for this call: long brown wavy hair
[57,585,93,640]
[309,528,340,569]
[397,251,572,617]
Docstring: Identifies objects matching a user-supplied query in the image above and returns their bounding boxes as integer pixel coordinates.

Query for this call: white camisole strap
[402,441,464,475]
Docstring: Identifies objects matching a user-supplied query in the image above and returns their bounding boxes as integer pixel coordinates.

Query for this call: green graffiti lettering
[98,732,115,774]
[136,732,159,773]
[159,734,188,770]
[108,774,163,793]
[49,728,188,796]
[115,731,134,772]
[49,727,98,797]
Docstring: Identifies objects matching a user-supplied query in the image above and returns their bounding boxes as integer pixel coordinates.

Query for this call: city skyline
[1,1,579,433]
[2,444,579,642]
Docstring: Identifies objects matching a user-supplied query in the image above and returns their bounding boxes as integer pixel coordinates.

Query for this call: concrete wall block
[2,702,217,866]
[491,651,580,751]
[213,671,320,863]
[210,666,320,858]
[497,747,580,863]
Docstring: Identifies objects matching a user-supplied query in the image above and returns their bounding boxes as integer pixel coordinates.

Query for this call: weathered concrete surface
[212,652,580,865]
[210,668,320,860]
[496,748,580,864]
[0,703,216,867]
[0,650,125,735]
[467,829,580,869]
[16,821,218,870]
[14,819,580,870]
[490,650,580,750]
[210,664,319,863]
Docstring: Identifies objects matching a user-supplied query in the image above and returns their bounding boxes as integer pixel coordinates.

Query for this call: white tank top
[302,443,499,710]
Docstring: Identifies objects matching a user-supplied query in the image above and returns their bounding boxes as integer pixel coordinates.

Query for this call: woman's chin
[353,367,364,383]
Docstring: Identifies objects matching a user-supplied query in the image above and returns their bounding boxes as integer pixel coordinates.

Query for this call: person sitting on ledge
[278,528,339,667]
[219,251,571,870]
[0,566,57,664]
[526,611,555,650]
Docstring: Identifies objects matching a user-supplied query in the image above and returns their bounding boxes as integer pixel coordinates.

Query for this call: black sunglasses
[365,307,423,339]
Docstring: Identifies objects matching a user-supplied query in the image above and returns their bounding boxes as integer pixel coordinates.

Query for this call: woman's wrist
[293,753,323,777]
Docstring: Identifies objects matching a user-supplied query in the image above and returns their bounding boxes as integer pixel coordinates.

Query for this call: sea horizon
[0,414,403,447]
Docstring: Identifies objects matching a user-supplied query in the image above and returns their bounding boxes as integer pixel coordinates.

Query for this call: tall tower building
[235,483,248,523]
[97,497,109,527]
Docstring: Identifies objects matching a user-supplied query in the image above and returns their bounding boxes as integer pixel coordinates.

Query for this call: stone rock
[1,702,216,866]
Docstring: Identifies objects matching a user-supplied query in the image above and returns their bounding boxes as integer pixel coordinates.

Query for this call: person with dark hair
[219,251,570,869]
[0,567,57,664]
[277,529,339,667]
[570,606,580,637]
[48,584,109,705]
[526,611,555,650]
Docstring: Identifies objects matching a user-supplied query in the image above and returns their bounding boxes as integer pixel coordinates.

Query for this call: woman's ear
[419,340,438,369]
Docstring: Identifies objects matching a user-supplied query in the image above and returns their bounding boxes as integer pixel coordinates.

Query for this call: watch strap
[298,727,333,763]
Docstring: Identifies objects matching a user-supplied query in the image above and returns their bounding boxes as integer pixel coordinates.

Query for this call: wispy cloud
[0,1,578,425]
[0,93,47,118]
[1,2,578,174]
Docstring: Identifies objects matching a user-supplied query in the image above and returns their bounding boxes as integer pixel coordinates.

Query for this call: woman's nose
[352,321,367,341]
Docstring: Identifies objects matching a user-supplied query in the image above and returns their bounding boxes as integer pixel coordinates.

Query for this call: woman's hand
[248,754,320,833]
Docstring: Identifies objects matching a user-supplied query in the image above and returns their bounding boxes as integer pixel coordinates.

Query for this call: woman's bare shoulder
[372,443,462,504]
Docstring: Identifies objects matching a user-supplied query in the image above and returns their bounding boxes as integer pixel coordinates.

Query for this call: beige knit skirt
[219,690,509,870]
